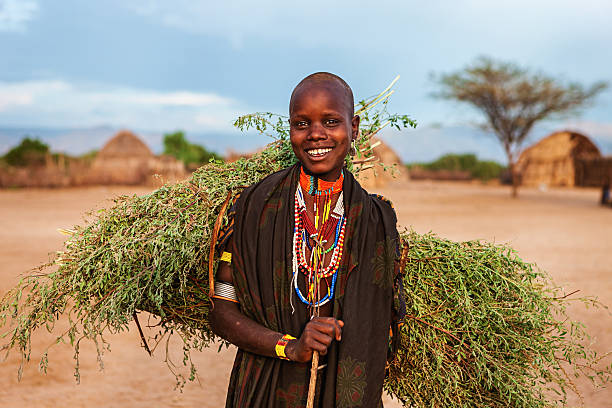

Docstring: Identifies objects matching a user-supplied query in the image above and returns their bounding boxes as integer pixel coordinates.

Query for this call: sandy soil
[0,182,610,407]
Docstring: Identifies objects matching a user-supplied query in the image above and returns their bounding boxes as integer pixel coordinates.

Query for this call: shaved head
[290,72,354,118]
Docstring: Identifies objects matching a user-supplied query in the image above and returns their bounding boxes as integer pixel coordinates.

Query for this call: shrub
[163,131,222,168]
[3,137,49,167]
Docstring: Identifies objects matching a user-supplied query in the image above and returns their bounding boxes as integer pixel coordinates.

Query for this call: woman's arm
[210,255,343,363]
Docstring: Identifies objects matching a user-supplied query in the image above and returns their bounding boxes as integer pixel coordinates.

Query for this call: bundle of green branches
[0,79,608,406]
[385,232,609,407]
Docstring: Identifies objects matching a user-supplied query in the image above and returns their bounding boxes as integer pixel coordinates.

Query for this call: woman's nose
[308,122,326,140]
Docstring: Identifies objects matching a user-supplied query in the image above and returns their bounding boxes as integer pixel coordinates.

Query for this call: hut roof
[371,137,403,165]
[355,137,409,189]
[98,130,153,159]
[518,131,601,164]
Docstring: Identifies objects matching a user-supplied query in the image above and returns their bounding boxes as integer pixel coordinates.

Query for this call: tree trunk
[505,146,519,198]
[510,161,519,198]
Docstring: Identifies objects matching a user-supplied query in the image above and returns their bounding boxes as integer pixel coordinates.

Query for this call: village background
[1,1,611,407]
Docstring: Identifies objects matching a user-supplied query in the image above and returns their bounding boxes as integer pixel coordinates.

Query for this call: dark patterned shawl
[224,164,402,408]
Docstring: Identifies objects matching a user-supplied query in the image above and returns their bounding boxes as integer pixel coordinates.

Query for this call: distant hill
[0,126,268,158]
[2,124,610,165]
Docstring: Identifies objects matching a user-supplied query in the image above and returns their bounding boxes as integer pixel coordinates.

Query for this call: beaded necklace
[292,167,346,308]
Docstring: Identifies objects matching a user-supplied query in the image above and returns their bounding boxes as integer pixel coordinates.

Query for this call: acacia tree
[435,57,607,197]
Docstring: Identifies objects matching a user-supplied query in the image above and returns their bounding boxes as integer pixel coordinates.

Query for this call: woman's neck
[299,166,343,196]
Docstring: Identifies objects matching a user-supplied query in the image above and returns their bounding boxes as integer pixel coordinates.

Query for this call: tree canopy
[435,57,608,196]
[162,131,222,168]
[2,137,50,167]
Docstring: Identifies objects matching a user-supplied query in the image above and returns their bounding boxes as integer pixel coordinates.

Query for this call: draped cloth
[224,163,402,408]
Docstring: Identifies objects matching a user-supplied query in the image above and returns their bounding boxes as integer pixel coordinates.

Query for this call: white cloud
[0,80,67,110]
[0,87,32,110]
[0,80,244,132]
[0,0,38,32]
[73,88,232,108]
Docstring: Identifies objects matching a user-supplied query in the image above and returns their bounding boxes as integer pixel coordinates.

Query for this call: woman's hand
[286,317,344,363]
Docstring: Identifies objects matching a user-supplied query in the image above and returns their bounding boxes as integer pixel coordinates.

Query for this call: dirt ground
[0,181,610,407]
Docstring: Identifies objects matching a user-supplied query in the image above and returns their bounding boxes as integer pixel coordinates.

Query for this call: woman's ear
[351,115,360,140]
[350,115,360,156]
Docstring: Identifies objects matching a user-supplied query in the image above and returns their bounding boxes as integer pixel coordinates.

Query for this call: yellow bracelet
[220,251,232,263]
[275,334,296,360]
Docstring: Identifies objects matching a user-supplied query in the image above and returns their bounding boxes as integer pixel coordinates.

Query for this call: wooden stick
[359,139,383,153]
[306,238,325,408]
[355,163,375,173]
[133,312,152,356]
[404,314,461,343]
[306,351,319,408]
[352,156,377,164]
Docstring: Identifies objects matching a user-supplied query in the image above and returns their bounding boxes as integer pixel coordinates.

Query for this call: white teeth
[307,148,332,156]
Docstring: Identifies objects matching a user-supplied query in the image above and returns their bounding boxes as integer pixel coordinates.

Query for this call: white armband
[212,281,239,303]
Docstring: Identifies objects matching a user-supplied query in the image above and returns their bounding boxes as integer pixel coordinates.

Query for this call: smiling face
[289,79,359,182]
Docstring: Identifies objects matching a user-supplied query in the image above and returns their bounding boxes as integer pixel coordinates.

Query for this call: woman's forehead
[290,81,352,116]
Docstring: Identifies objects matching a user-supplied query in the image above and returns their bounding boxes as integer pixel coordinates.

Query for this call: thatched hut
[89,130,154,185]
[516,131,601,187]
[575,156,612,187]
[89,130,186,185]
[354,137,409,189]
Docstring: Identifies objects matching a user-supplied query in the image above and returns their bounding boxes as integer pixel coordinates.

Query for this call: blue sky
[1,0,611,162]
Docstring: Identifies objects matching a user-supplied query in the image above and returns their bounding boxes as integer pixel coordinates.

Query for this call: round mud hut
[516,131,601,187]
[90,130,186,185]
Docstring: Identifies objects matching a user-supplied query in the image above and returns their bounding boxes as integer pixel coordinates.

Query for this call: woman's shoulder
[369,193,395,211]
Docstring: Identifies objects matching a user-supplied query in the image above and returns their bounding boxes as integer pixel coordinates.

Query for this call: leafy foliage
[385,231,610,407]
[3,137,50,167]
[471,160,506,181]
[163,131,223,168]
[407,153,506,181]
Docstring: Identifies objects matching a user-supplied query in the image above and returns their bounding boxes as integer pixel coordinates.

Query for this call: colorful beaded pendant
[292,168,346,307]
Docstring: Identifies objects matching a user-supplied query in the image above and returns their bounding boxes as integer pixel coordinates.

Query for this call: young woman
[210,72,403,407]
